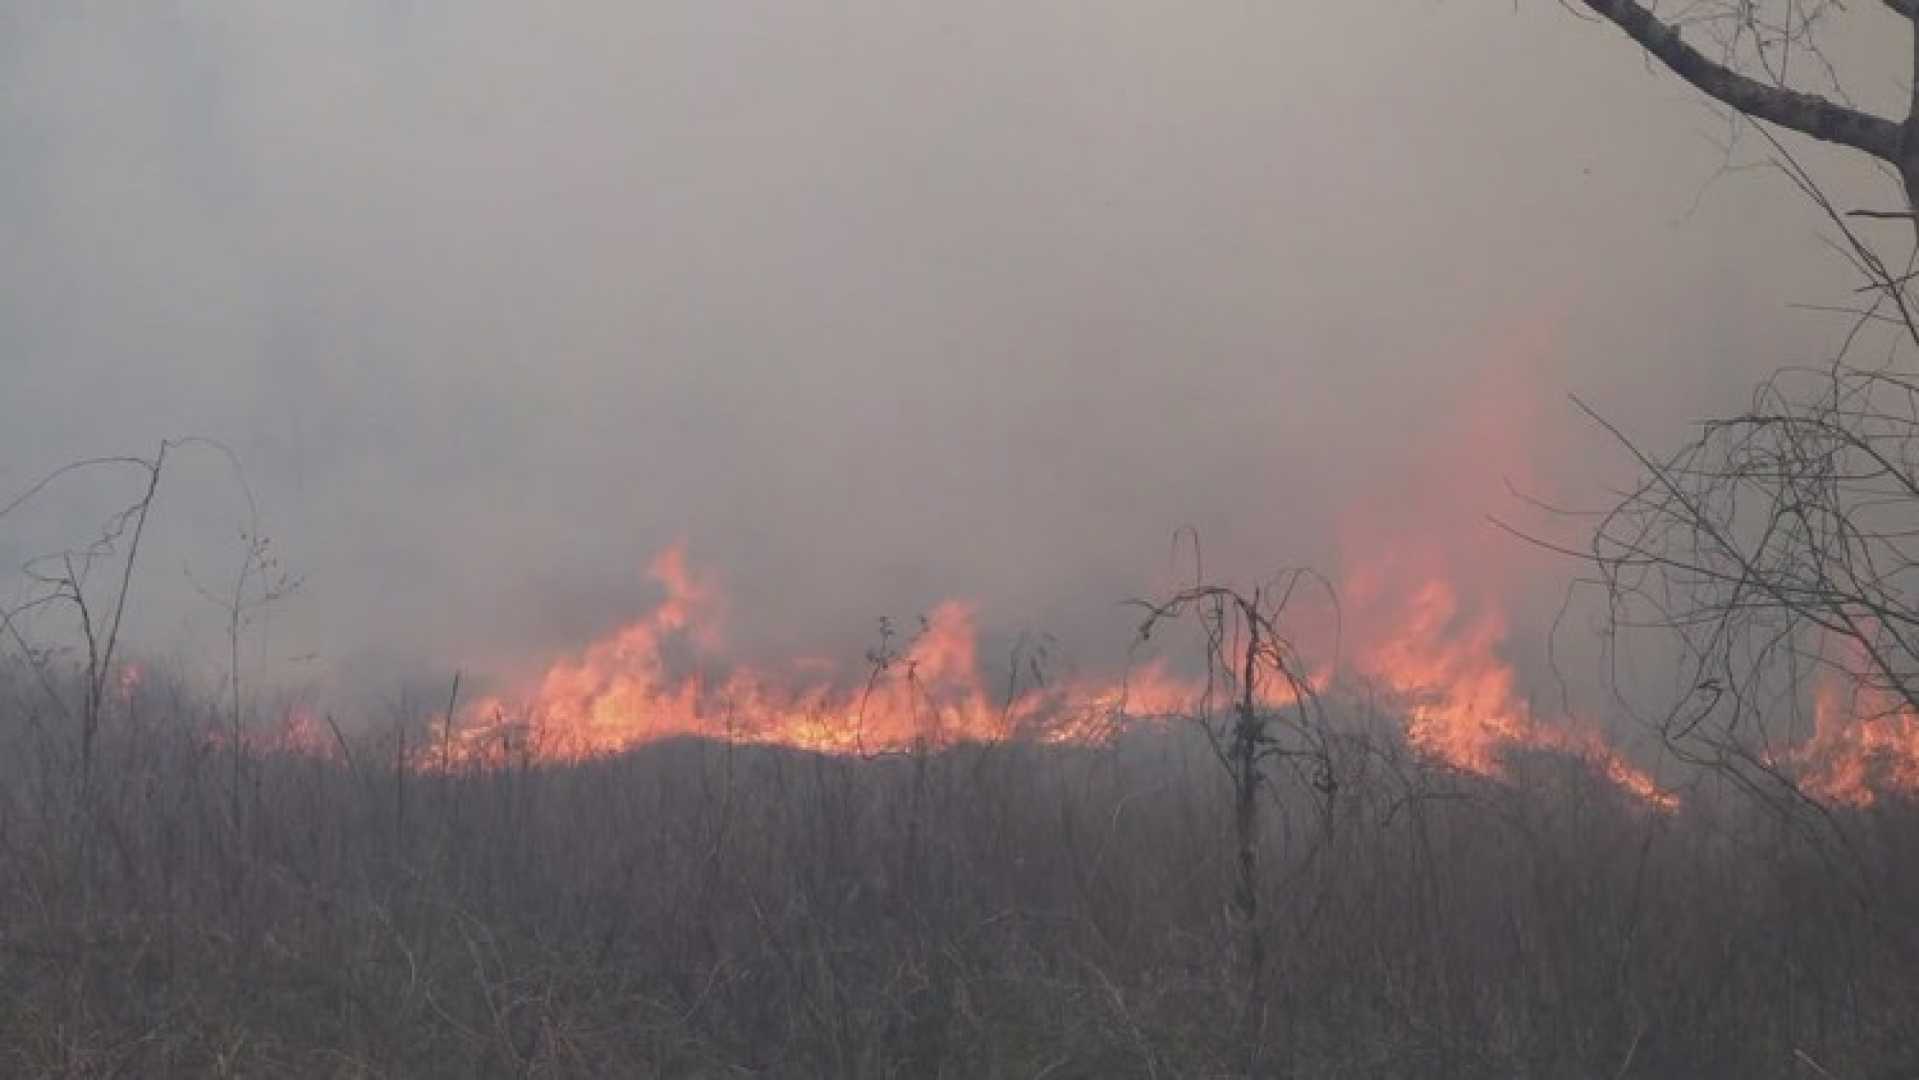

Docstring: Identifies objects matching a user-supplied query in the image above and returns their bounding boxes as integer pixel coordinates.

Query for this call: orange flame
[1345,564,1677,811]
[429,310,1698,807]
[447,547,1199,762]
[1797,649,1919,807]
[440,543,1675,809]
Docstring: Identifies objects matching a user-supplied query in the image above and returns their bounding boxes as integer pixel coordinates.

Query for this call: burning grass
[437,545,1685,818]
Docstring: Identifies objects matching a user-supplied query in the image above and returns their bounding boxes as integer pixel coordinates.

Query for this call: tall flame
[1797,645,1919,807]
[1344,564,1677,810]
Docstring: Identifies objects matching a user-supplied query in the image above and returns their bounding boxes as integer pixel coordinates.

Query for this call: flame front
[424,307,1905,809]
[440,543,1681,808]
[450,547,1199,761]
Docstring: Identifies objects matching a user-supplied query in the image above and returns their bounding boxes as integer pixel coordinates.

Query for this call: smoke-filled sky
[0,3,1908,712]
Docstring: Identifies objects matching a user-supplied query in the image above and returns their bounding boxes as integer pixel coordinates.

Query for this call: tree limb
[1582,0,1903,161]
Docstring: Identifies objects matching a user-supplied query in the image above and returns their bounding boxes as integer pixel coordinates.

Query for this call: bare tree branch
[1581,0,1903,161]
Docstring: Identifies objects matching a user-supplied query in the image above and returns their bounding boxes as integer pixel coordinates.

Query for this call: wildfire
[1344,566,1677,811]
[413,313,1903,811]
[448,547,1199,762]
[1797,653,1919,807]
[438,542,1679,808]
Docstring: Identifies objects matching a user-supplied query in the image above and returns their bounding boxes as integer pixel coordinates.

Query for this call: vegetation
[0,662,1915,1078]
[13,9,1919,1074]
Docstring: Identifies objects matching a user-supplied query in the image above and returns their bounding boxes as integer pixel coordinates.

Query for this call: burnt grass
[2,690,1917,1078]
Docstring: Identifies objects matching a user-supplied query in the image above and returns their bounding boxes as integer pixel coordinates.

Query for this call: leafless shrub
[1127,549,1341,1076]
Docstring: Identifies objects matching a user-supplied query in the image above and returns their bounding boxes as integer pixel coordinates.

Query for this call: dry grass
[1,671,1916,1078]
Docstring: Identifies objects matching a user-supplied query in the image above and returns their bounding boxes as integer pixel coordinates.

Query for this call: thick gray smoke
[0,4,1904,715]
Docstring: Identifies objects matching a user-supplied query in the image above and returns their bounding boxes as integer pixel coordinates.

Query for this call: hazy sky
[1,3,1908,709]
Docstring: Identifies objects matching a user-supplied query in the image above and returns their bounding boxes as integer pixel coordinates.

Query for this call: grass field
[3,669,1916,1079]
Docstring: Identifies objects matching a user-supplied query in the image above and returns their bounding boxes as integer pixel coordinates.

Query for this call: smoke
[0,3,1904,720]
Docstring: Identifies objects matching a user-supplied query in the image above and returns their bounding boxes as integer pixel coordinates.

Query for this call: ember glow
[196,705,338,760]
[115,662,145,704]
